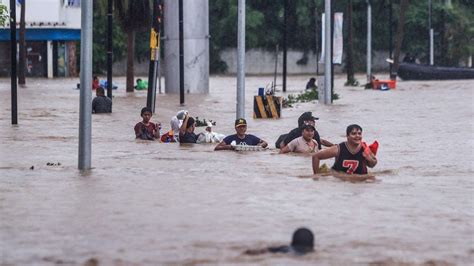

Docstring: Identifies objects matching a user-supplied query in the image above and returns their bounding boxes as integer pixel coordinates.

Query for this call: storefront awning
[0,29,80,41]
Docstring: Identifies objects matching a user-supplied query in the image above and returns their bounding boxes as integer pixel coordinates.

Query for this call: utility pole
[367,0,372,83]
[236,0,245,118]
[10,0,17,125]
[78,0,93,170]
[282,0,287,92]
[323,0,332,104]
[147,0,162,112]
[315,8,319,75]
[106,0,113,99]
[178,0,184,105]
[18,0,25,85]
[388,0,393,76]
[429,0,434,65]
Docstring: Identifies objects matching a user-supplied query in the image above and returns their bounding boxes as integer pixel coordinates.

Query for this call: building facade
[0,0,81,77]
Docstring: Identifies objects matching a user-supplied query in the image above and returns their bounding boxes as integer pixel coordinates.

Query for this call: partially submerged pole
[330,0,334,103]
[323,0,332,104]
[147,0,162,112]
[106,0,113,99]
[10,0,17,125]
[273,44,279,91]
[282,0,287,93]
[367,0,372,83]
[315,8,319,75]
[78,0,93,170]
[429,0,434,65]
[236,0,245,119]
[388,0,393,76]
[18,0,25,85]
[178,0,184,105]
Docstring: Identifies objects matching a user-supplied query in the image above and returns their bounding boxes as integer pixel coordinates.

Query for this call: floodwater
[0,74,473,265]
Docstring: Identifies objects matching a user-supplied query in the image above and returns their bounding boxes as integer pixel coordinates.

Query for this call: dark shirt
[92,96,112,113]
[223,134,261,145]
[180,131,198,143]
[283,128,322,150]
[306,81,316,90]
[332,142,368,175]
[134,122,158,140]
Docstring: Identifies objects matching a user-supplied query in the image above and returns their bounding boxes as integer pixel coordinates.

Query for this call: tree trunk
[392,0,409,76]
[126,28,135,92]
[345,0,355,85]
[18,0,26,85]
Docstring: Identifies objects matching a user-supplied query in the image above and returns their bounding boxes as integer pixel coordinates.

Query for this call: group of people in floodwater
[133,107,379,179]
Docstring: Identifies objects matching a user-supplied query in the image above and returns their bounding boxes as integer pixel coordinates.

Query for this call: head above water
[141,107,153,117]
[291,228,314,253]
[346,124,363,136]
[96,87,105,96]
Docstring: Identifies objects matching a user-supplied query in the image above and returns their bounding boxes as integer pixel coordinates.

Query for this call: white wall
[0,0,80,29]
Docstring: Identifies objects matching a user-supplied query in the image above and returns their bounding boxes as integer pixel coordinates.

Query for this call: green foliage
[283,89,339,108]
[114,0,150,30]
[92,3,126,74]
[89,1,473,74]
[209,0,474,73]
[0,4,8,26]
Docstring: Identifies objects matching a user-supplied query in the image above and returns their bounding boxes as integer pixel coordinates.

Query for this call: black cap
[235,118,247,127]
[300,112,319,121]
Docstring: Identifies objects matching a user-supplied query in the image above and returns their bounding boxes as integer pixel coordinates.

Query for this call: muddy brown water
[0,75,473,265]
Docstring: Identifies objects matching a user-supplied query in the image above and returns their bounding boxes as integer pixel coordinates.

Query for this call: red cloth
[92,79,100,90]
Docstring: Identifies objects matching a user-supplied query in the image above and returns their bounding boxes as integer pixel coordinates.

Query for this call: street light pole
[106,0,113,99]
[367,0,372,84]
[429,0,434,65]
[10,0,17,125]
[236,0,245,119]
[323,0,332,104]
[78,0,93,170]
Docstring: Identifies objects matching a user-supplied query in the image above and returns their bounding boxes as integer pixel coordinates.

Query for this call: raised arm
[321,138,334,147]
[312,145,339,174]
[179,114,189,136]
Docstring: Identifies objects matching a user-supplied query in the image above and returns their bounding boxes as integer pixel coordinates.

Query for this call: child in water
[134,107,161,140]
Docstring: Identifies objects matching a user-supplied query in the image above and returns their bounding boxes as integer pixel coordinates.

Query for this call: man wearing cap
[279,112,333,150]
[214,118,268,151]
[279,123,319,154]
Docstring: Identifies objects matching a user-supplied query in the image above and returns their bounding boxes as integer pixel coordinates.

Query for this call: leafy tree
[92,1,127,74]
[0,4,7,26]
[89,1,472,74]
[114,0,150,92]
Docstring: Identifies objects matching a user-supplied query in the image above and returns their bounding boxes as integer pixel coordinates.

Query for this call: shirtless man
[312,124,377,180]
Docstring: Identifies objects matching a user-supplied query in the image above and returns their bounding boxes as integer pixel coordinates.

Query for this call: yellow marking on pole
[267,96,279,118]
[255,96,267,118]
